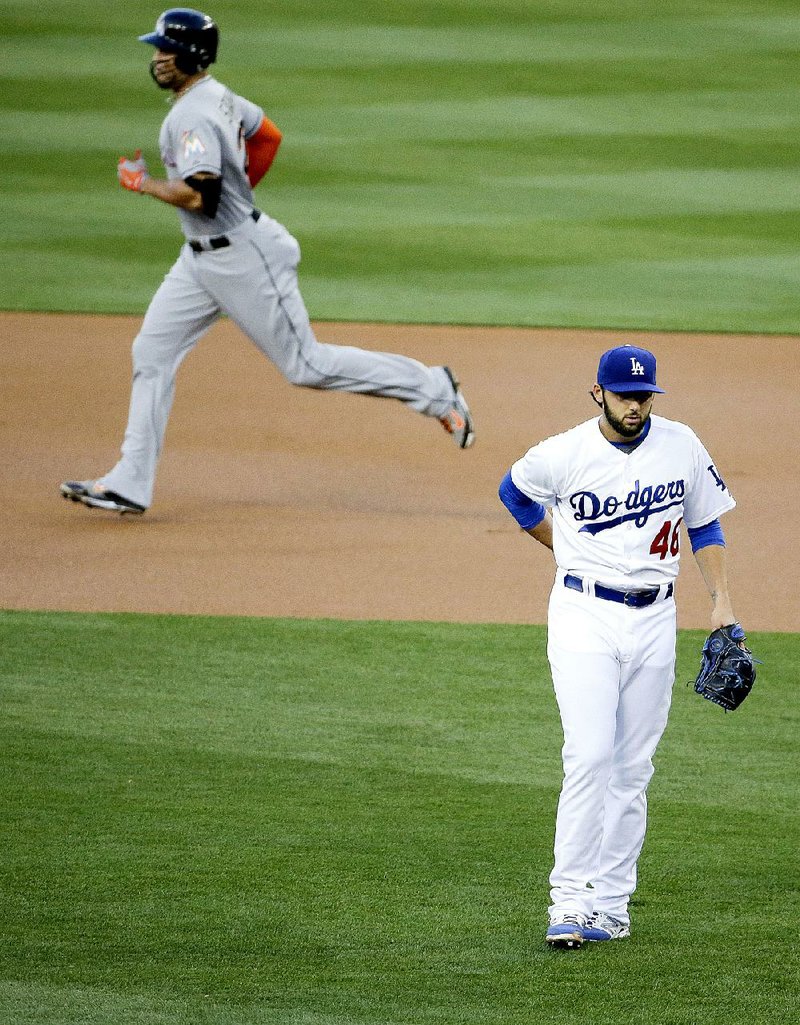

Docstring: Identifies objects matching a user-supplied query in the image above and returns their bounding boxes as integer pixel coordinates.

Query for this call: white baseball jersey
[158,75,263,237]
[510,414,735,589]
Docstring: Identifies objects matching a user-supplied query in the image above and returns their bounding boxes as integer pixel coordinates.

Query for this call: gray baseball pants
[100,212,455,508]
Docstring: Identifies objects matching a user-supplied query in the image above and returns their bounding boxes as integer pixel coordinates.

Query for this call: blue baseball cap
[597,345,665,394]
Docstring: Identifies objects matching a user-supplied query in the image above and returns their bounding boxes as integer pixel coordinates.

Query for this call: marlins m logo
[630,357,645,376]
[181,129,207,160]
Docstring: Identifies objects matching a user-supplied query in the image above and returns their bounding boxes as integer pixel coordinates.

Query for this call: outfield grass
[4,0,800,330]
[1,610,797,1024]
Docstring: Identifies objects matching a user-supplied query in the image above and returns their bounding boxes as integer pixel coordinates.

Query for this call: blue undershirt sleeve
[687,518,725,552]
[499,470,547,530]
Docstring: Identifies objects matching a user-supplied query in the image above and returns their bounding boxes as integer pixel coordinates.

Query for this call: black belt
[189,209,261,252]
[564,573,673,608]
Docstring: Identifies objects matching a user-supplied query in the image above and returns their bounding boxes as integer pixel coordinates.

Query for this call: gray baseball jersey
[159,75,262,237]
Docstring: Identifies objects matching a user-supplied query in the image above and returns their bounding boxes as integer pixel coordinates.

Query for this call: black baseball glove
[693,623,759,712]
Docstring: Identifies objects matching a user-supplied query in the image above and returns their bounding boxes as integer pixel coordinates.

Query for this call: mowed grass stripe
[3,2,800,329]
[1,610,797,1024]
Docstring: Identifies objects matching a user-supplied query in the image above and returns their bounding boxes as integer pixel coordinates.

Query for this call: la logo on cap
[596,344,666,394]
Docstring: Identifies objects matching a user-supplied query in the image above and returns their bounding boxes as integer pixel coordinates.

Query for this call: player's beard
[602,395,650,439]
[149,58,187,91]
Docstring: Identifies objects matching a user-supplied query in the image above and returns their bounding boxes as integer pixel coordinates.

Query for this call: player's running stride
[61,8,473,516]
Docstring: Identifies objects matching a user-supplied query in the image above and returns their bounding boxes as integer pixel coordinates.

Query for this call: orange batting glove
[118,149,150,192]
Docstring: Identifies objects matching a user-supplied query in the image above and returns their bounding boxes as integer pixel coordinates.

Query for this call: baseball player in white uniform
[61,8,473,516]
[499,344,740,949]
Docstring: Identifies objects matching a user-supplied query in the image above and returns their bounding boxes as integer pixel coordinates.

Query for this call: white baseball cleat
[439,366,475,449]
[545,913,586,950]
[583,912,631,941]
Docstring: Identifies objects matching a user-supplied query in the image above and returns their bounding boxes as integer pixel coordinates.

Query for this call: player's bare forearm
[525,511,554,550]
[118,150,215,211]
[139,176,205,211]
[693,543,736,630]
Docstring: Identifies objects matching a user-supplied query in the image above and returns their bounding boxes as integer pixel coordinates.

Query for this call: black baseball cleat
[60,480,146,515]
[438,366,475,449]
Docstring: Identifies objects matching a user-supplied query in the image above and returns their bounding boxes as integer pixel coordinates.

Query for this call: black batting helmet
[139,8,219,74]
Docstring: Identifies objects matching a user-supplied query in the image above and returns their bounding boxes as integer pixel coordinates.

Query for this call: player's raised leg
[208,215,475,447]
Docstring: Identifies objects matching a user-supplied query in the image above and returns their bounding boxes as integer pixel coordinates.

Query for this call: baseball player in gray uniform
[61,8,474,516]
[499,345,742,949]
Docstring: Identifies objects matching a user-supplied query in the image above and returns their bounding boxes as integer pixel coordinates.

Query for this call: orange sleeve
[245,117,283,188]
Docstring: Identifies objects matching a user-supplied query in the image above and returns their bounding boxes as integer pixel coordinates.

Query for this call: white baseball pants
[100,212,455,508]
[546,570,676,925]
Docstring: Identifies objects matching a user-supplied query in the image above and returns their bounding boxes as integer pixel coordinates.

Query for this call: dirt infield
[2,312,796,631]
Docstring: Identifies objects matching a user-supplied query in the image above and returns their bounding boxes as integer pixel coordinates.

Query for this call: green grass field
[4,0,800,329]
[1,610,797,1025]
[4,3,799,1022]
